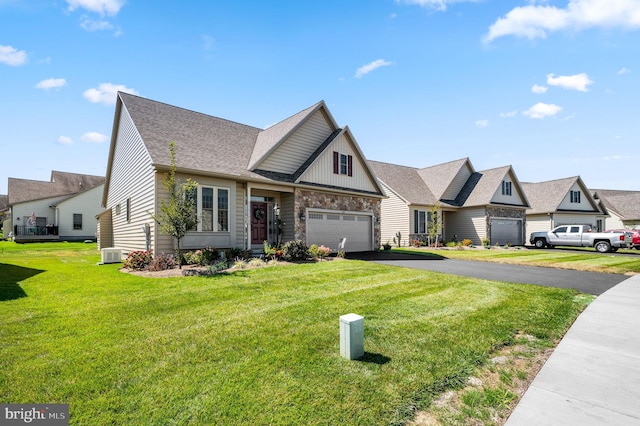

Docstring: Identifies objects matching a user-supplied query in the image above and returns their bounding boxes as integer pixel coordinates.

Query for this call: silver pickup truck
[529,225,631,253]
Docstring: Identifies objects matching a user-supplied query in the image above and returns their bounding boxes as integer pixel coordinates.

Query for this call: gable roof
[521,176,599,214]
[109,93,383,197]
[0,194,7,211]
[456,165,529,208]
[249,101,333,170]
[117,92,261,177]
[417,158,473,200]
[8,171,105,205]
[368,160,439,205]
[592,189,640,221]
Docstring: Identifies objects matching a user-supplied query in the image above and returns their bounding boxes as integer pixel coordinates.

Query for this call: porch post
[246,184,252,250]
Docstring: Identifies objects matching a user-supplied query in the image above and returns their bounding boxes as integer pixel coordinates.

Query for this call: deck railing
[14,225,59,236]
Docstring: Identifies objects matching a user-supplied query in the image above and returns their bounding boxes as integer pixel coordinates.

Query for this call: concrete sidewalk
[506,274,640,425]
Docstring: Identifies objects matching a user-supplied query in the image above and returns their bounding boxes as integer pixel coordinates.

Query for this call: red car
[606,229,640,249]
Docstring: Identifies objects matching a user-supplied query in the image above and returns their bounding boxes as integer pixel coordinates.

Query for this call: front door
[251,202,268,245]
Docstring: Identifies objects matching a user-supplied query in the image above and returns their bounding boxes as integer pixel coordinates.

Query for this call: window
[502,181,512,196]
[73,214,82,230]
[195,186,229,232]
[126,198,131,222]
[333,151,353,176]
[570,190,581,203]
[414,210,426,234]
[115,204,121,215]
[570,226,580,233]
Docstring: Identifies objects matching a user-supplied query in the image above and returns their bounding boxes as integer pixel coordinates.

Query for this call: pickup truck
[529,225,631,253]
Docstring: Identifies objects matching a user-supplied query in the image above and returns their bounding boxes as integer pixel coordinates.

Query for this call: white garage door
[307,211,373,252]
[490,219,523,245]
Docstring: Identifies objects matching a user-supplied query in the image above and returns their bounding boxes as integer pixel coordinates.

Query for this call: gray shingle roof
[119,92,262,178]
[592,189,640,221]
[521,176,600,214]
[417,158,472,200]
[461,165,526,207]
[368,160,438,205]
[0,194,7,211]
[8,172,105,205]
[249,101,325,170]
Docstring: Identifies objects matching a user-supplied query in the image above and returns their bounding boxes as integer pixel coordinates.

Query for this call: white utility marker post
[340,313,364,360]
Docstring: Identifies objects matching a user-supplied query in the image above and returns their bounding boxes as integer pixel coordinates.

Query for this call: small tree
[427,202,442,247]
[151,142,199,268]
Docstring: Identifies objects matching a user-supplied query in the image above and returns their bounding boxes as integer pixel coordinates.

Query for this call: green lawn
[1,242,589,425]
[395,246,640,275]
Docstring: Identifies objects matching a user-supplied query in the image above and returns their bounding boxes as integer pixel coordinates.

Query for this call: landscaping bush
[281,240,310,261]
[462,239,473,247]
[184,246,219,266]
[123,250,153,271]
[147,253,176,271]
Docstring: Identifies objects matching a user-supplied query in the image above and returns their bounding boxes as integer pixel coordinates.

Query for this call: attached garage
[489,218,523,246]
[306,210,373,252]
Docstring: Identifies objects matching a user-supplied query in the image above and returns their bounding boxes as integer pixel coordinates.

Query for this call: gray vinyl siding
[56,184,104,240]
[558,183,595,211]
[300,133,379,193]
[442,164,472,201]
[553,213,597,228]
[445,207,486,245]
[280,192,295,243]
[12,197,66,229]
[259,111,334,174]
[106,105,156,254]
[379,181,409,246]
[235,182,246,249]
[525,215,554,241]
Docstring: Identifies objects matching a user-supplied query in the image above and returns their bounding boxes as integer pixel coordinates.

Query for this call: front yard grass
[1,242,590,425]
[396,246,640,275]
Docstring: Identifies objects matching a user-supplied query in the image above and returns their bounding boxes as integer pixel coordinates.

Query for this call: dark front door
[251,202,268,244]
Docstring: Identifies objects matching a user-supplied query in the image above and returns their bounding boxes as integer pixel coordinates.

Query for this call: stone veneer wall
[294,189,381,249]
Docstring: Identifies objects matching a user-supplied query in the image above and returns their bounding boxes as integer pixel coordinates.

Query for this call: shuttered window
[333,151,353,176]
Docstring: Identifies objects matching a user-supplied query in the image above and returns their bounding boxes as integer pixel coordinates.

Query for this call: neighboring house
[98,92,384,255]
[370,158,530,246]
[6,171,105,242]
[0,194,8,235]
[521,176,606,239]
[591,189,640,230]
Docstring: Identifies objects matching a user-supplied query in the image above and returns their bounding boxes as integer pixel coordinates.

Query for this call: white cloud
[396,0,478,11]
[83,83,138,105]
[80,132,108,143]
[66,0,124,16]
[531,84,548,93]
[484,0,640,43]
[500,110,518,118]
[523,102,563,119]
[546,72,593,91]
[618,67,631,74]
[0,44,27,66]
[475,119,489,127]
[35,78,67,90]
[80,17,113,31]
[355,59,392,78]
[58,136,73,145]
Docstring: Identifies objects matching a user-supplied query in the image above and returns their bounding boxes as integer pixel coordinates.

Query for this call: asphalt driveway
[347,251,628,296]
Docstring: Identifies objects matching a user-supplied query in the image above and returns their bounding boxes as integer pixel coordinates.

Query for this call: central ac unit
[101,248,122,264]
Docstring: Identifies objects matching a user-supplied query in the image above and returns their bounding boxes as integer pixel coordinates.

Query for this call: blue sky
[2,0,640,195]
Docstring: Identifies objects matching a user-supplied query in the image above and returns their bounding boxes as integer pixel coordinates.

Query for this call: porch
[13,225,59,242]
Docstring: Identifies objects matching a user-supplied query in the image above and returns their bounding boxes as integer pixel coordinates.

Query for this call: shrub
[208,260,228,273]
[281,240,310,261]
[264,241,278,260]
[482,237,491,247]
[462,239,473,247]
[248,258,265,267]
[446,241,457,248]
[147,253,176,271]
[184,246,219,266]
[124,250,153,271]
[316,245,331,260]
[308,244,319,258]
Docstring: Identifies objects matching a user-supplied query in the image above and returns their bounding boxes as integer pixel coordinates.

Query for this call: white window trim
[195,185,230,233]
